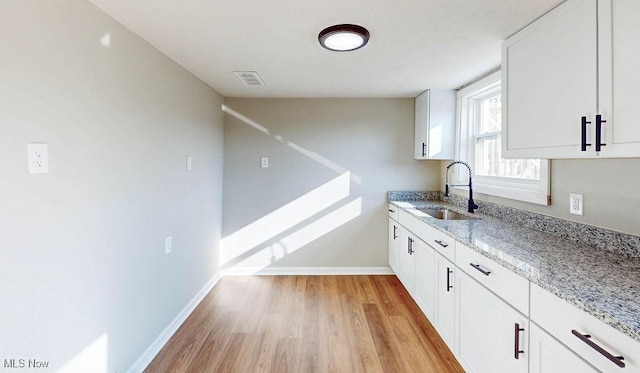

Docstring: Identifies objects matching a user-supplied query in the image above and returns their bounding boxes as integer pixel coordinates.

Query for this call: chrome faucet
[445,161,479,213]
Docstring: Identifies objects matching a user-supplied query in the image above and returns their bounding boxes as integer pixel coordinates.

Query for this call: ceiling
[87,0,563,98]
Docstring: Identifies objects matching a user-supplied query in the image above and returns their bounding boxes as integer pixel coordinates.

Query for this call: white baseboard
[222,266,394,276]
[126,271,223,373]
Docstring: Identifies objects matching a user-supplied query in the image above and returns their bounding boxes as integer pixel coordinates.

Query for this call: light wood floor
[145,275,464,373]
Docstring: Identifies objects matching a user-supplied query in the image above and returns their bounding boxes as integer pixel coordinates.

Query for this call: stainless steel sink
[418,208,473,220]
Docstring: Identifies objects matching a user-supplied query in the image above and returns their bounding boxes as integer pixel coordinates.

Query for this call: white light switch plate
[165,236,172,254]
[27,143,49,174]
[186,156,193,171]
[260,157,269,168]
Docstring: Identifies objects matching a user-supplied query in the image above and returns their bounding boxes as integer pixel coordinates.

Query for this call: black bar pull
[446,267,453,292]
[581,116,592,151]
[514,323,525,359]
[470,263,491,276]
[388,208,395,213]
[408,237,414,255]
[434,240,448,248]
[572,330,625,368]
[422,142,426,157]
[596,114,607,152]
[393,225,398,240]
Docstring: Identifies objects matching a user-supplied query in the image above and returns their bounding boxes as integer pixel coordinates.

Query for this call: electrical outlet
[260,157,269,168]
[27,143,49,174]
[165,236,172,254]
[569,193,584,216]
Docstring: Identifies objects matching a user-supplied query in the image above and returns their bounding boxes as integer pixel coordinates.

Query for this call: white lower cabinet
[456,270,529,373]
[531,283,640,373]
[388,218,400,274]
[414,238,436,321]
[529,322,598,373]
[398,226,416,295]
[388,209,639,373]
[436,252,456,348]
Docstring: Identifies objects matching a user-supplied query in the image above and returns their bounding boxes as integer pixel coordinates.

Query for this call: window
[455,71,550,205]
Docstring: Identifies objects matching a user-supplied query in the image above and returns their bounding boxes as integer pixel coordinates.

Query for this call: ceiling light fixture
[318,24,370,52]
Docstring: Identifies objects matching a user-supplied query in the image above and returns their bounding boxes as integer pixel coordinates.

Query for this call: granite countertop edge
[388,198,640,343]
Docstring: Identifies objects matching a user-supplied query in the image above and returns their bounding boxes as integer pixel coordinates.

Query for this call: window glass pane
[476,137,540,180]
[478,94,501,134]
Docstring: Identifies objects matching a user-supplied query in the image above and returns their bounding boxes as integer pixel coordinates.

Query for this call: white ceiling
[88,0,563,98]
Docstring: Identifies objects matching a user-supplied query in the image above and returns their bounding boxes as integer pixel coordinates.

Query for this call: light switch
[260,157,269,168]
[27,143,49,174]
[186,156,193,171]
[165,236,172,254]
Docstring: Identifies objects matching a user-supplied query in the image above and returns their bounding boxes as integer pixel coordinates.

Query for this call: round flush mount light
[318,24,370,52]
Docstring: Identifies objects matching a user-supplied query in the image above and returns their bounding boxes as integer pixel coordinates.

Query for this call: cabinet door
[436,253,455,348]
[414,90,456,160]
[502,0,598,158]
[414,239,436,322]
[530,323,598,373]
[414,90,430,160]
[398,228,416,295]
[608,0,640,156]
[388,219,400,275]
[456,271,528,373]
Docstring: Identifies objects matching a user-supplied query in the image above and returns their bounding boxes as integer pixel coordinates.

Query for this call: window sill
[453,183,550,206]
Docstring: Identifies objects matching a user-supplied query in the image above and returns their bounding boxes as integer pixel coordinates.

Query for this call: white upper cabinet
[502,0,640,159]
[414,89,456,160]
[609,0,640,156]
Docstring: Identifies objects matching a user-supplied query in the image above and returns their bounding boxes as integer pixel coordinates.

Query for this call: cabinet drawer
[398,210,455,262]
[388,203,399,221]
[531,283,640,372]
[456,242,529,315]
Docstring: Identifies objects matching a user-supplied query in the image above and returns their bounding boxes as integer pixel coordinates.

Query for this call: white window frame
[455,70,550,205]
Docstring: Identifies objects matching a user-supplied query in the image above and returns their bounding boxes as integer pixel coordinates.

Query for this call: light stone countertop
[389,199,640,343]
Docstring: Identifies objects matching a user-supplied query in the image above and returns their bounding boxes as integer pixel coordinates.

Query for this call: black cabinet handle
[408,237,414,255]
[514,323,525,359]
[388,209,396,213]
[393,225,398,240]
[572,330,625,368]
[581,116,592,151]
[596,114,607,152]
[470,263,491,276]
[434,240,448,248]
[446,267,453,292]
[422,142,426,157]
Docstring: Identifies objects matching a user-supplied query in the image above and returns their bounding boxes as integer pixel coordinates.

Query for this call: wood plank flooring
[144,275,464,373]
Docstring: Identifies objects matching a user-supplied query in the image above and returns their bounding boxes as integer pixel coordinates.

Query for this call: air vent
[233,71,265,86]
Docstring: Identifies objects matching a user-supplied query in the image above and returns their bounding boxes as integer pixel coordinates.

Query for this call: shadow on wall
[220,105,362,272]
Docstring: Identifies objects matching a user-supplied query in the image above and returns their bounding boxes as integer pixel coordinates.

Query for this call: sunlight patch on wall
[287,142,362,184]
[222,104,362,183]
[220,172,351,266]
[231,197,362,271]
[222,105,270,135]
[57,333,107,373]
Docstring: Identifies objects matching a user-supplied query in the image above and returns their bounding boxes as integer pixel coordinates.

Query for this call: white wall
[0,1,224,371]
[222,98,440,271]
[444,158,640,235]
